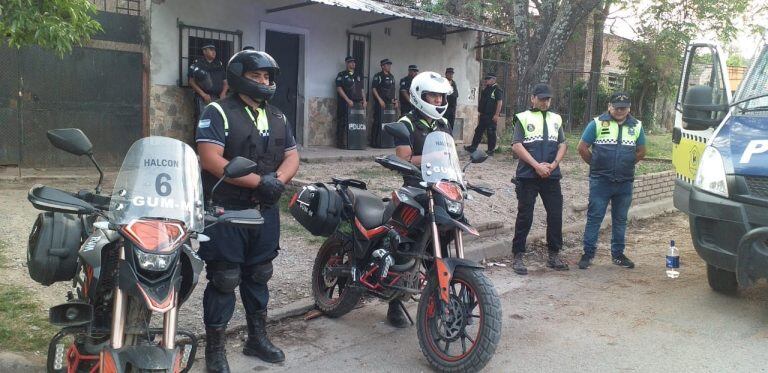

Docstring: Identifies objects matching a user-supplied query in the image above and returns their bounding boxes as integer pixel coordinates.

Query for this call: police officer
[392,71,453,326]
[190,44,229,121]
[444,67,459,128]
[399,65,419,115]
[196,50,300,371]
[371,58,398,147]
[336,56,366,148]
[576,92,646,270]
[510,83,569,275]
[466,73,503,155]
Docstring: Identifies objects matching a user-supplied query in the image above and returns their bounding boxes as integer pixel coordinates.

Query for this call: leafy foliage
[0,0,103,57]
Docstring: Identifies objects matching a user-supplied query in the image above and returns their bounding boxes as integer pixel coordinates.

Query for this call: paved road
[192,214,768,372]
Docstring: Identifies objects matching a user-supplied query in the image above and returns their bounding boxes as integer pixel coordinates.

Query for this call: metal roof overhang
[265,0,511,36]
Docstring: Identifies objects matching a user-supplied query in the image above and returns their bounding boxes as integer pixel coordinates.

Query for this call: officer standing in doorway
[371,58,398,147]
[444,67,459,128]
[336,56,366,148]
[190,44,229,122]
[510,83,569,275]
[196,50,300,372]
[399,65,419,115]
[465,73,503,155]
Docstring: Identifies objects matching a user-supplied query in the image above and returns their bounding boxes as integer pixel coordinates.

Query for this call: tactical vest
[589,114,642,182]
[479,84,501,116]
[515,110,563,179]
[338,70,363,101]
[374,72,396,101]
[398,112,451,156]
[201,95,287,205]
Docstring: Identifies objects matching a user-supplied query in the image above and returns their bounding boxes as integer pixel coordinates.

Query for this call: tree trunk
[587,1,610,119]
[512,0,602,112]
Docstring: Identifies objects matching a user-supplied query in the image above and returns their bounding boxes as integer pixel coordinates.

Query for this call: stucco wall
[148,0,481,146]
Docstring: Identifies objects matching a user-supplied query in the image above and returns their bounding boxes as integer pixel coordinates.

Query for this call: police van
[674,40,768,293]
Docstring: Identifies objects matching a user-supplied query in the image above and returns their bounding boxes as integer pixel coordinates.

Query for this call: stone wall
[149,85,196,144]
[632,170,675,205]
[308,97,337,146]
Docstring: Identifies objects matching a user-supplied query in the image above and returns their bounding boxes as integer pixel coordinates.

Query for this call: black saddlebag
[289,183,343,237]
[27,212,83,286]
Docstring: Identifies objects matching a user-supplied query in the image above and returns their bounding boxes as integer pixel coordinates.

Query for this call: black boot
[205,327,230,373]
[387,300,409,328]
[243,311,285,363]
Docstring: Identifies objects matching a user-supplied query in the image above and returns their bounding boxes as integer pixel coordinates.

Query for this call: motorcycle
[291,123,502,372]
[26,129,263,372]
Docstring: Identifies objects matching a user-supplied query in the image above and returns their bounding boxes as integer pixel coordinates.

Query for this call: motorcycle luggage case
[289,183,343,236]
[27,212,83,286]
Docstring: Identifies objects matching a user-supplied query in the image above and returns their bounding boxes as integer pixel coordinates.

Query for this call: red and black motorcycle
[27,129,263,372]
[290,123,501,372]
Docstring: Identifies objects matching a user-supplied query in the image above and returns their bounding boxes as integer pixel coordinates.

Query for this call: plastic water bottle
[666,240,680,278]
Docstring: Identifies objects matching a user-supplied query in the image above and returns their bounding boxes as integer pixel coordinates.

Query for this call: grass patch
[0,285,56,353]
[636,161,672,175]
[644,133,672,159]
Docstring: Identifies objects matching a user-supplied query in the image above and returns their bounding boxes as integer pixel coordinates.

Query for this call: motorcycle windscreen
[110,136,204,232]
[347,104,367,150]
[421,131,463,185]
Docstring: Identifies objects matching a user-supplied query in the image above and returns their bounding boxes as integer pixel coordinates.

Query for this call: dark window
[178,22,242,86]
[91,0,142,16]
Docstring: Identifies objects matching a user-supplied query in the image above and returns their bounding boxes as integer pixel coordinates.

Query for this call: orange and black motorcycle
[27,129,263,372]
[290,123,502,372]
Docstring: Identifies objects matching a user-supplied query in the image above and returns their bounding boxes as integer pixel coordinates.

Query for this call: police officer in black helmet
[196,50,299,372]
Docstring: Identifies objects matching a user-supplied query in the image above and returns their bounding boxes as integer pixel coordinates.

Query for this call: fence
[481,58,628,134]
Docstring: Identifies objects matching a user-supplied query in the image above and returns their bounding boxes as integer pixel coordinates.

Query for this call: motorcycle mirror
[47,128,93,156]
[384,122,411,141]
[224,156,258,179]
[470,149,489,164]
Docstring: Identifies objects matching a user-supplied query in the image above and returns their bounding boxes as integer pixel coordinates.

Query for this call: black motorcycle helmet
[226,50,280,101]
[188,63,213,92]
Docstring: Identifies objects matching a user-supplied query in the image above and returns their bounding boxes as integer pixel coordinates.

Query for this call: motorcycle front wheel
[417,267,502,372]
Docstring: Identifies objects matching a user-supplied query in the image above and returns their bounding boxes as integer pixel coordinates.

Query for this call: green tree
[0,0,103,57]
[619,0,762,129]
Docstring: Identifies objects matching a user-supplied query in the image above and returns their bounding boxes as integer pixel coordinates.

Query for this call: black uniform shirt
[447,80,459,109]
[335,70,364,101]
[479,83,503,116]
[399,76,415,111]
[191,58,226,95]
[372,71,396,101]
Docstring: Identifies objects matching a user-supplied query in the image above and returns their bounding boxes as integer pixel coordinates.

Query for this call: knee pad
[208,262,241,293]
[244,261,273,284]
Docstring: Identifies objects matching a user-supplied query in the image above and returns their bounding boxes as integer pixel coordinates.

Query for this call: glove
[256,172,285,206]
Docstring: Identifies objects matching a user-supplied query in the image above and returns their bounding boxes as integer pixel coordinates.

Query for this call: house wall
[148,0,481,146]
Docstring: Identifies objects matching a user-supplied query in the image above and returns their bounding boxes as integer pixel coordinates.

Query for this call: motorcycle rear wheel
[311,235,363,318]
[417,267,502,372]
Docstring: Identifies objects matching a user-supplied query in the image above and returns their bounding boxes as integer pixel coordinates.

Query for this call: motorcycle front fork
[426,189,464,260]
[110,247,178,350]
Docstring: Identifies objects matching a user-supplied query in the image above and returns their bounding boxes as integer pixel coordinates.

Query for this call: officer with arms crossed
[399,64,419,116]
[510,83,569,275]
[576,92,646,270]
[392,71,454,326]
[196,50,300,372]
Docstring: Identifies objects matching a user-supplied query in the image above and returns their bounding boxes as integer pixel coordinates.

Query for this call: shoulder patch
[198,119,211,129]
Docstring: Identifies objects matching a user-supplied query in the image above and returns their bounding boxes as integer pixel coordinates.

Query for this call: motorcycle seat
[345,187,388,229]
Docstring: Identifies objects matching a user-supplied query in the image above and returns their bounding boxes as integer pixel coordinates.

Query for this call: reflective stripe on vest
[593,117,642,145]
[398,115,443,131]
[515,110,562,143]
[209,102,269,137]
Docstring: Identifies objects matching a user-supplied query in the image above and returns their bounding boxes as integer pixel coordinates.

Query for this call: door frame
[260,22,308,147]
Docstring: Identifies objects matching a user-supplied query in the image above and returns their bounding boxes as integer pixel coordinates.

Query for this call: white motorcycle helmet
[409,71,453,120]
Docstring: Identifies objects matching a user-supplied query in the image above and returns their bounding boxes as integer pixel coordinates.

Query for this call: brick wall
[632,170,675,205]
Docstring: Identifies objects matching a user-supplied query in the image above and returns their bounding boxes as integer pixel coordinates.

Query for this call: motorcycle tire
[417,267,502,373]
[311,235,363,318]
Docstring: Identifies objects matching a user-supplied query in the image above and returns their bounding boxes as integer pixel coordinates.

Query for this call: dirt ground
[195,212,768,373]
[0,153,667,341]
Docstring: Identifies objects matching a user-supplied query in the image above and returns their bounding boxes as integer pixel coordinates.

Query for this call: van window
[736,46,768,116]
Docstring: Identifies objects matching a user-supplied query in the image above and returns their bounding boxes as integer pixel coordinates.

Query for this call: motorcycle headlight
[135,250,175,271]
[446,200,463,216]
[694,146,729,197]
